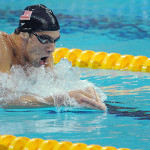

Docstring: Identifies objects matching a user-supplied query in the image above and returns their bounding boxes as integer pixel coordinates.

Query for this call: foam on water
[0,59,106,108]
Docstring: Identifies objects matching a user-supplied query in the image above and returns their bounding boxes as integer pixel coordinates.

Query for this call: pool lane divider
[0,135,131,150]
[53,47,150,72]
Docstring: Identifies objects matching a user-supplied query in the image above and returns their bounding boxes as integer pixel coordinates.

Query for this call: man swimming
[0,4,106,111]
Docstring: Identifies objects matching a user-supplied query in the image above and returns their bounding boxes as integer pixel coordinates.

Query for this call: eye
[39,36,50,44]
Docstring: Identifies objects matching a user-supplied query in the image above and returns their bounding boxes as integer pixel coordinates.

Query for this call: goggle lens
[32,31,60,44]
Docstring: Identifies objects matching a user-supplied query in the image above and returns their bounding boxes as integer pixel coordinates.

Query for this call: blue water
[0,0,150,150]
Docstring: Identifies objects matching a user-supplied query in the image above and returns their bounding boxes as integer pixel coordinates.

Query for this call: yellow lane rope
[0,135,130,150]
[53,48,150,72]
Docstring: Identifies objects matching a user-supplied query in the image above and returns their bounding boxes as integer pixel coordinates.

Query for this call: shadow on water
[58,14,150,40]
[3,103,150,120]
[1,10,150,40]
[106,102,150,120]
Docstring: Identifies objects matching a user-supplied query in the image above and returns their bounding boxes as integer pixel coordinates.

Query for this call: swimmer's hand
[68,87,106,111]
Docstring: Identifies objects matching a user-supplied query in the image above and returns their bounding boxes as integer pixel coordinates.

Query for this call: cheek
[28,42,43,56]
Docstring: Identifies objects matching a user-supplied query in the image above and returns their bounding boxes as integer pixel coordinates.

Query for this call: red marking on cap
[20,11,32,20]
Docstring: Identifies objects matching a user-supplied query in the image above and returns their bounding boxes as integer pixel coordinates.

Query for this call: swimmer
[0,4,106,111]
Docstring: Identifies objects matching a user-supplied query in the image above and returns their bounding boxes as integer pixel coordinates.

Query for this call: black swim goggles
[31,31,60,44]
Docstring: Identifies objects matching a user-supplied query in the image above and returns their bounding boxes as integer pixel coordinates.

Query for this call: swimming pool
[0,0,150,150]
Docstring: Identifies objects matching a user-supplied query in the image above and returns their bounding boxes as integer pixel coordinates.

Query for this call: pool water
[0,0,150,150]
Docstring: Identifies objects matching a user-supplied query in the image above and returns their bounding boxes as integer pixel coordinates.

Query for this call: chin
[32,61,41,68]
[33,64,42,68]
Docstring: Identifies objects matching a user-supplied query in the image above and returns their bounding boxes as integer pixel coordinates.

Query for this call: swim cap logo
[20,11,32,20]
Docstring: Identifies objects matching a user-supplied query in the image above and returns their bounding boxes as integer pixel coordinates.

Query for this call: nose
[46,43,55,53]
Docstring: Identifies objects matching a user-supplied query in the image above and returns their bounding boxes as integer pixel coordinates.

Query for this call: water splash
[0,59,106,108]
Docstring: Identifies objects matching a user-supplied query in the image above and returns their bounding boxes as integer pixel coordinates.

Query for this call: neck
[10,33,27,66]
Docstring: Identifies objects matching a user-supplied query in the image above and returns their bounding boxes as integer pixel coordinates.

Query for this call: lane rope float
[0,134,131,150]
[53,47,150,72]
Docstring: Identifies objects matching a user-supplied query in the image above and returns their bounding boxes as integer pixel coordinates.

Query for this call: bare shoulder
[0,31,9,36]
[0,31,13,73]
[0,31,11,41]
[0,31,12,47]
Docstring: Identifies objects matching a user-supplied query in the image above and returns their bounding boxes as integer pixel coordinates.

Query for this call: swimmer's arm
[2,88,106,110]
[1,94,55,109]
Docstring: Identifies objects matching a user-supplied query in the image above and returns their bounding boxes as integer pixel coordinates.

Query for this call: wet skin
[0,30,106,111]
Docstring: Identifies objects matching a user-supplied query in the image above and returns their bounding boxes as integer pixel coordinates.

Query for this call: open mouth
[40,57,49,65]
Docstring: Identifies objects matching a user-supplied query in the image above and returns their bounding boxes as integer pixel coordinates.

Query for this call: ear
[20,32,30,41]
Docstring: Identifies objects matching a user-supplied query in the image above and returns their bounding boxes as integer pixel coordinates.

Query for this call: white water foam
[0,59,107,108]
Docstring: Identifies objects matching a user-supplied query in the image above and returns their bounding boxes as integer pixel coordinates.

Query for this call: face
[25,30,60,67]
